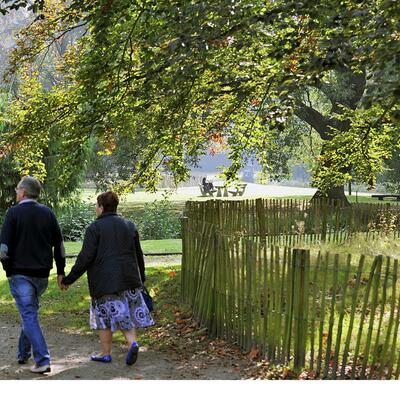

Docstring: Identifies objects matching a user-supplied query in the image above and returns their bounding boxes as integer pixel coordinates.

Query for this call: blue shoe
[126,343,139,366]
[90,354,112,363]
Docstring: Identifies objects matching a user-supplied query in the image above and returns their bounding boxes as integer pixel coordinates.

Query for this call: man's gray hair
[18,176,42,199]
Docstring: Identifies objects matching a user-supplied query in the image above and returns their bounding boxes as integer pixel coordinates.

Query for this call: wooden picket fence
[181,199,400,379]
[184,198,400,245]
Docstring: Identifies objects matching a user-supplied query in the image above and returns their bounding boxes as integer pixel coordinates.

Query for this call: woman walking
[61,191,154,365]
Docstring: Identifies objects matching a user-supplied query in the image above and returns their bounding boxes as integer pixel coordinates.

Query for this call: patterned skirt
[89,288,155,332]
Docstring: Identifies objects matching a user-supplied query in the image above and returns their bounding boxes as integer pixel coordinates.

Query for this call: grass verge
[0,261,181,342]
[64,239,182,255]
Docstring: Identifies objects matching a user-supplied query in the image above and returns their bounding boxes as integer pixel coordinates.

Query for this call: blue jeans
[8,275,50,366]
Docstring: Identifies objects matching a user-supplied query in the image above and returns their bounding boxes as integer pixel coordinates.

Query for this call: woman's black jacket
[62,212,145,298]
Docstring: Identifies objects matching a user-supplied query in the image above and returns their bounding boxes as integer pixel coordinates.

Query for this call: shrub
[57,202,95,241]
[129,199,181,240]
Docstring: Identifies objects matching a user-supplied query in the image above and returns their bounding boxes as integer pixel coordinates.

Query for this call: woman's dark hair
[97,191,119,212]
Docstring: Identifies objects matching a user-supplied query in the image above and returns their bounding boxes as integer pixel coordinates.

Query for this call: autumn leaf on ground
[181,326,195,334]
[248,346,259,361]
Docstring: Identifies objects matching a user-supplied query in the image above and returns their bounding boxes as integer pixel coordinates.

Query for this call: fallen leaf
[248,346,259,361]
[181,327,195,334]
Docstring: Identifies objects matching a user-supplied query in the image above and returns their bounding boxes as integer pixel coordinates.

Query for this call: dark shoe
[126,343,139,366]
[18,357,30,365]
[30,364,51,374]
[90,354,112,363]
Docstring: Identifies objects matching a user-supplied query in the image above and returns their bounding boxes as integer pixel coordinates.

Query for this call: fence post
[209,224,218,338]
[181,216,189,303]
[321,201,328,242]
[292,248,310,372]
[256,198,267,243]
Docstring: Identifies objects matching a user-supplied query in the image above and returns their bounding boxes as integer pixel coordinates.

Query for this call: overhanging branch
[294,100,331,140]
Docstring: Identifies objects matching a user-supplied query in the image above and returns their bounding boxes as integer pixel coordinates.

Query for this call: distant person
[202,177,214,191]
[61,191,154,365]
[0,176,66,374]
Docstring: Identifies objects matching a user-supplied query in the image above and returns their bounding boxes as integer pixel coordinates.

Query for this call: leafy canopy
[2,0,400,193]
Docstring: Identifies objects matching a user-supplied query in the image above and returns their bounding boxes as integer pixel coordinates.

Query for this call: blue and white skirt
[89,288,155,332]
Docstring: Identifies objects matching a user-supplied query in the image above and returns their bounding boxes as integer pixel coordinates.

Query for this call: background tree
[2,0,400,201]
[0,1,89,209]
[0,92,20,211]
[379,149,400,194]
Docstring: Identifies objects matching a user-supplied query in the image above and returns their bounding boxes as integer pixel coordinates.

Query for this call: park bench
[228,183,247,197]
[371,194,400,201]
[198,184,216,197]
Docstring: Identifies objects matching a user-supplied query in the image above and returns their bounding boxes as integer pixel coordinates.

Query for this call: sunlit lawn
[80,187,400,213]
[64,239,182,255]
[0,258,181,347]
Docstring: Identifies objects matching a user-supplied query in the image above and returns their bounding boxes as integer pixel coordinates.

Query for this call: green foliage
[57,198,181,242]
[379,149,400,193]
[131,200,182,241]
[0,156,18,212]
[57,202,95,242]
[0,92,19,212]
[1,55,90,208]
[0,0,45,15]
[3,0,400,198]
[312,104,400,191]
[85,135,148,192]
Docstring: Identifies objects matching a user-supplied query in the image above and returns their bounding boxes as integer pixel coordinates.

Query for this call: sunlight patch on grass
[64,239,182,255]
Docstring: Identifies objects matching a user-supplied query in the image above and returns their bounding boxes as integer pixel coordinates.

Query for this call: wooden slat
[378,259,398,378]
[340,255,365,377]
[332,253,352,378]
[323,253,339,379]
[309,251,322,370]
[369,256,390,378]
[351,256,379,379]
[316,252,330,376]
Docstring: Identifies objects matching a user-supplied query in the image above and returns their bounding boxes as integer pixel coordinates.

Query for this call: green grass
[283,232,400,259]
[78,188,400,221]
[0,260,182,344]
[140,239,182,253]
[81,186,400,202]
[347,195,400,204]
[64,238,182,255]
[0,238,182,332]
[81,188,196,213]
[64,241,84,254]
[80,187,194,204]
[314,234,400,259]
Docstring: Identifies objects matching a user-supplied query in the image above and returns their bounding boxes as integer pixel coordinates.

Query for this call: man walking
[0,176,66,374]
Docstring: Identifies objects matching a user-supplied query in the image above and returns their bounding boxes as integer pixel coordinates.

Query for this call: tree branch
[294,100,331,140]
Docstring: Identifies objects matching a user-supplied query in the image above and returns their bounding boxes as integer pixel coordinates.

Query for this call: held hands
[57,275,69,291]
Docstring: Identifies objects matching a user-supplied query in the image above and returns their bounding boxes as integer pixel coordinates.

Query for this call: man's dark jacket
[62,212,145,299]
[0,201,66,278]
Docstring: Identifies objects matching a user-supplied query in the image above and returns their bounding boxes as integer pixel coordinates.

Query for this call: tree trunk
[311,185,350,206]
[294,69,366,207]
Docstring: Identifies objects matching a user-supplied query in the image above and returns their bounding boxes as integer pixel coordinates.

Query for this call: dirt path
[0,313,249,380]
